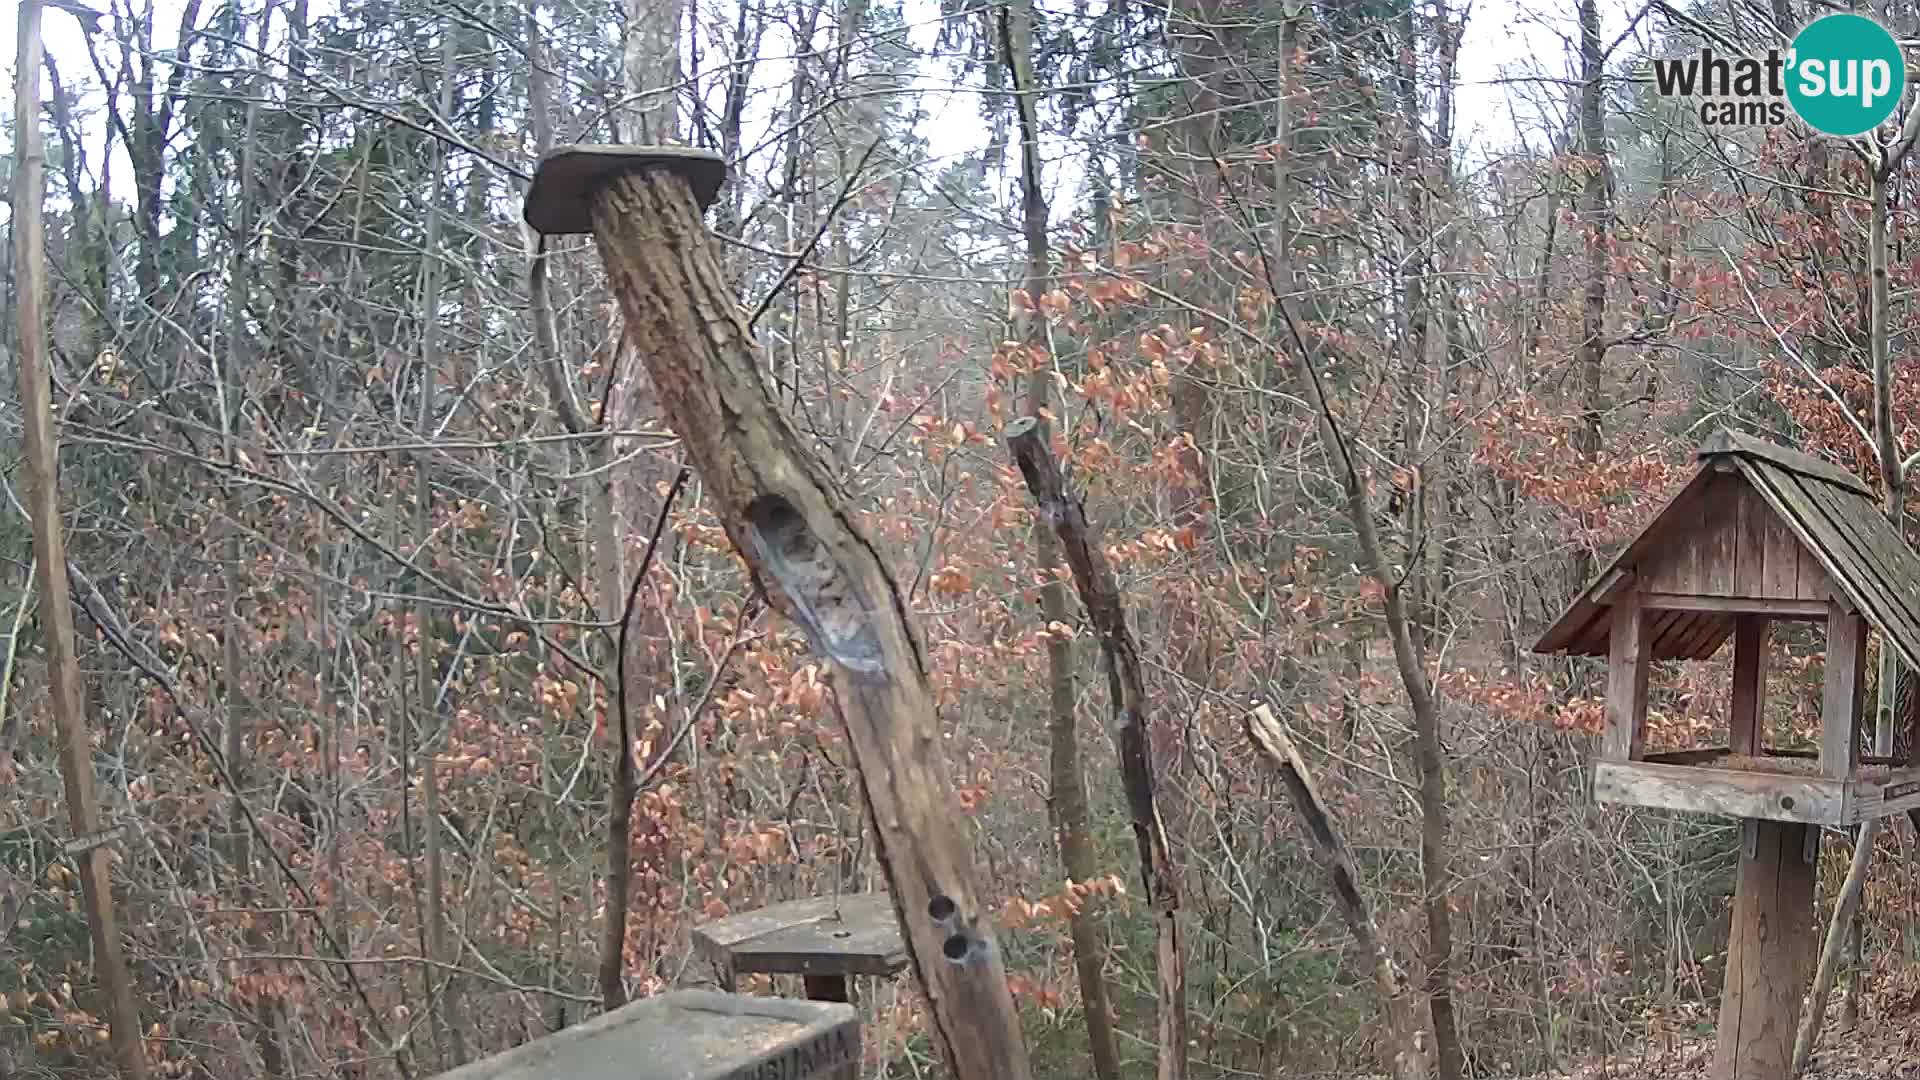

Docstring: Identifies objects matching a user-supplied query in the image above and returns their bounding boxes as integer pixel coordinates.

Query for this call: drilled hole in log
[744,494,885,680]
[942,933,972,961]
[927,895,956,921]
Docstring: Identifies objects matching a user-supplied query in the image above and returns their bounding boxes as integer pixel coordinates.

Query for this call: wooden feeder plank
[522,145,726,235]
[1729,616,1766,754]
[1845,765,1920,822]
[1798,475,1920,640]
[1592,760,1843,825]
[431,990,858,1080]
[1732,484,1770,597]
[1819,601,1866,780]
[1750,465,1920,666]
[1697,428,1871,495]
[694,894,908,979]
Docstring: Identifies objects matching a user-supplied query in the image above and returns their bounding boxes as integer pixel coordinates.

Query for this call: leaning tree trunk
[996,5,1123,1078]
[1271,7,1458,1076]
[1004,418,1188,1080]
[1246,705,1430,1080]
[530,154,1035,1080]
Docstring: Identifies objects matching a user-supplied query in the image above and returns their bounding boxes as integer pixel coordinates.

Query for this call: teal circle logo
[1787,14,1906,137]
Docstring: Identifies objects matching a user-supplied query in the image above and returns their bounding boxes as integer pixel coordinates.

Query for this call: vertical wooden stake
[1820,602,1866,781]
[1713,820,1814,1080]
[1605,590,1649,761]
[10,3,149,1077]
[1729,616,1767,755]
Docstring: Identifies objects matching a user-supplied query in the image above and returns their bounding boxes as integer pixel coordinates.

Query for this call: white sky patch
[0,0,1635,229]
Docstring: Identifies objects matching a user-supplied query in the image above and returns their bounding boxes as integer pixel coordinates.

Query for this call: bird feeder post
[1533,430,1920,1080]
[521,147,1032,1080]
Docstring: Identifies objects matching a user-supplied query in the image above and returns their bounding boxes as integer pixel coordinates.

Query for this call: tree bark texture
[1572,0,1613,594]
[1245,704,1431,1080]
[12,3,150,1074]
[1004,416,1189,1080]
[581,167,1033,1080]
[996,4,1122,1077]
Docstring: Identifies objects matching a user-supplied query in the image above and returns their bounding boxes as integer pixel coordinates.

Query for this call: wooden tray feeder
[692,893,909,1004]
[430,990,858,1080]
[1534,428,1920,1080]
[1535,429,1920,826]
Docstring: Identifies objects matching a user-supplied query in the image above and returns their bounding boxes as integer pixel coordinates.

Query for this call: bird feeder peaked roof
[1534,429,1920,673]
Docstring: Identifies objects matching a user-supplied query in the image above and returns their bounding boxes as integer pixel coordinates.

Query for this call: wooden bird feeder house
[1535,429,1920,822]
[1534,428,1920,1079]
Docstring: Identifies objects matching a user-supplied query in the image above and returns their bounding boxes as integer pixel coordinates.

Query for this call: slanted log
[1245,704,1430,1080]
[524,147,1031,1080]
[1003,415,1188,1080]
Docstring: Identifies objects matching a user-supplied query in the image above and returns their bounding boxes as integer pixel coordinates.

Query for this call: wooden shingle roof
[1533,429,1920,672]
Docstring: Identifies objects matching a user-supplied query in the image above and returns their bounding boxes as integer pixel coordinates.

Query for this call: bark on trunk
[11,6,149,1074]
[578,165,1033,1080]
[1003,418,1188,1080]
[997,6,1122,1077]
[1572,0,1613,594]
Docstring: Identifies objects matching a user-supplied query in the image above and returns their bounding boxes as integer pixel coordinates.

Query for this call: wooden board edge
[1592,761,1843,825]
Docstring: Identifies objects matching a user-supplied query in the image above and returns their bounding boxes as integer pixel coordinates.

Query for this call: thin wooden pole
[11,2,149,1074]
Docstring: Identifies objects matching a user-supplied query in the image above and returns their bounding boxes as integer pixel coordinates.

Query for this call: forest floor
[1548,978,1920,1078]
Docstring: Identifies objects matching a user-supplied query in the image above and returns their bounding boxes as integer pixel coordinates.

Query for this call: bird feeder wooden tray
[1533,429,1920,1079]
[429,990,858,1080]
[1594,748,1920,825]
[1536,429,1920,824]
[693,893,909,999]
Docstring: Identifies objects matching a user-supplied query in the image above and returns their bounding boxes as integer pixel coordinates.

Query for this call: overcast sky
[0,0,1619,222]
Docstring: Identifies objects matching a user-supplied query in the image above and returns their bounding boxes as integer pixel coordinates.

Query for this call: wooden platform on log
[430,990,858,1080]
[693,893,909,985]
[1596,753,1920,825]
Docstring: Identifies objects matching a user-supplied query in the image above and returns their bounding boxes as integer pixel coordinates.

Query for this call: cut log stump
[522,145,1032,1080]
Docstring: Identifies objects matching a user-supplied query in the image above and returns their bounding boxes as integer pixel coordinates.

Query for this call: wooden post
[1605,589,1649,761]
[1820,600,1866,781]
[1713,819,1815,1080]
[1003,416,1188,1080]
[801,978,855,1080]
[1729,616,1767,755]
[523,147,1031,1080]
[11,3,149,1077]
